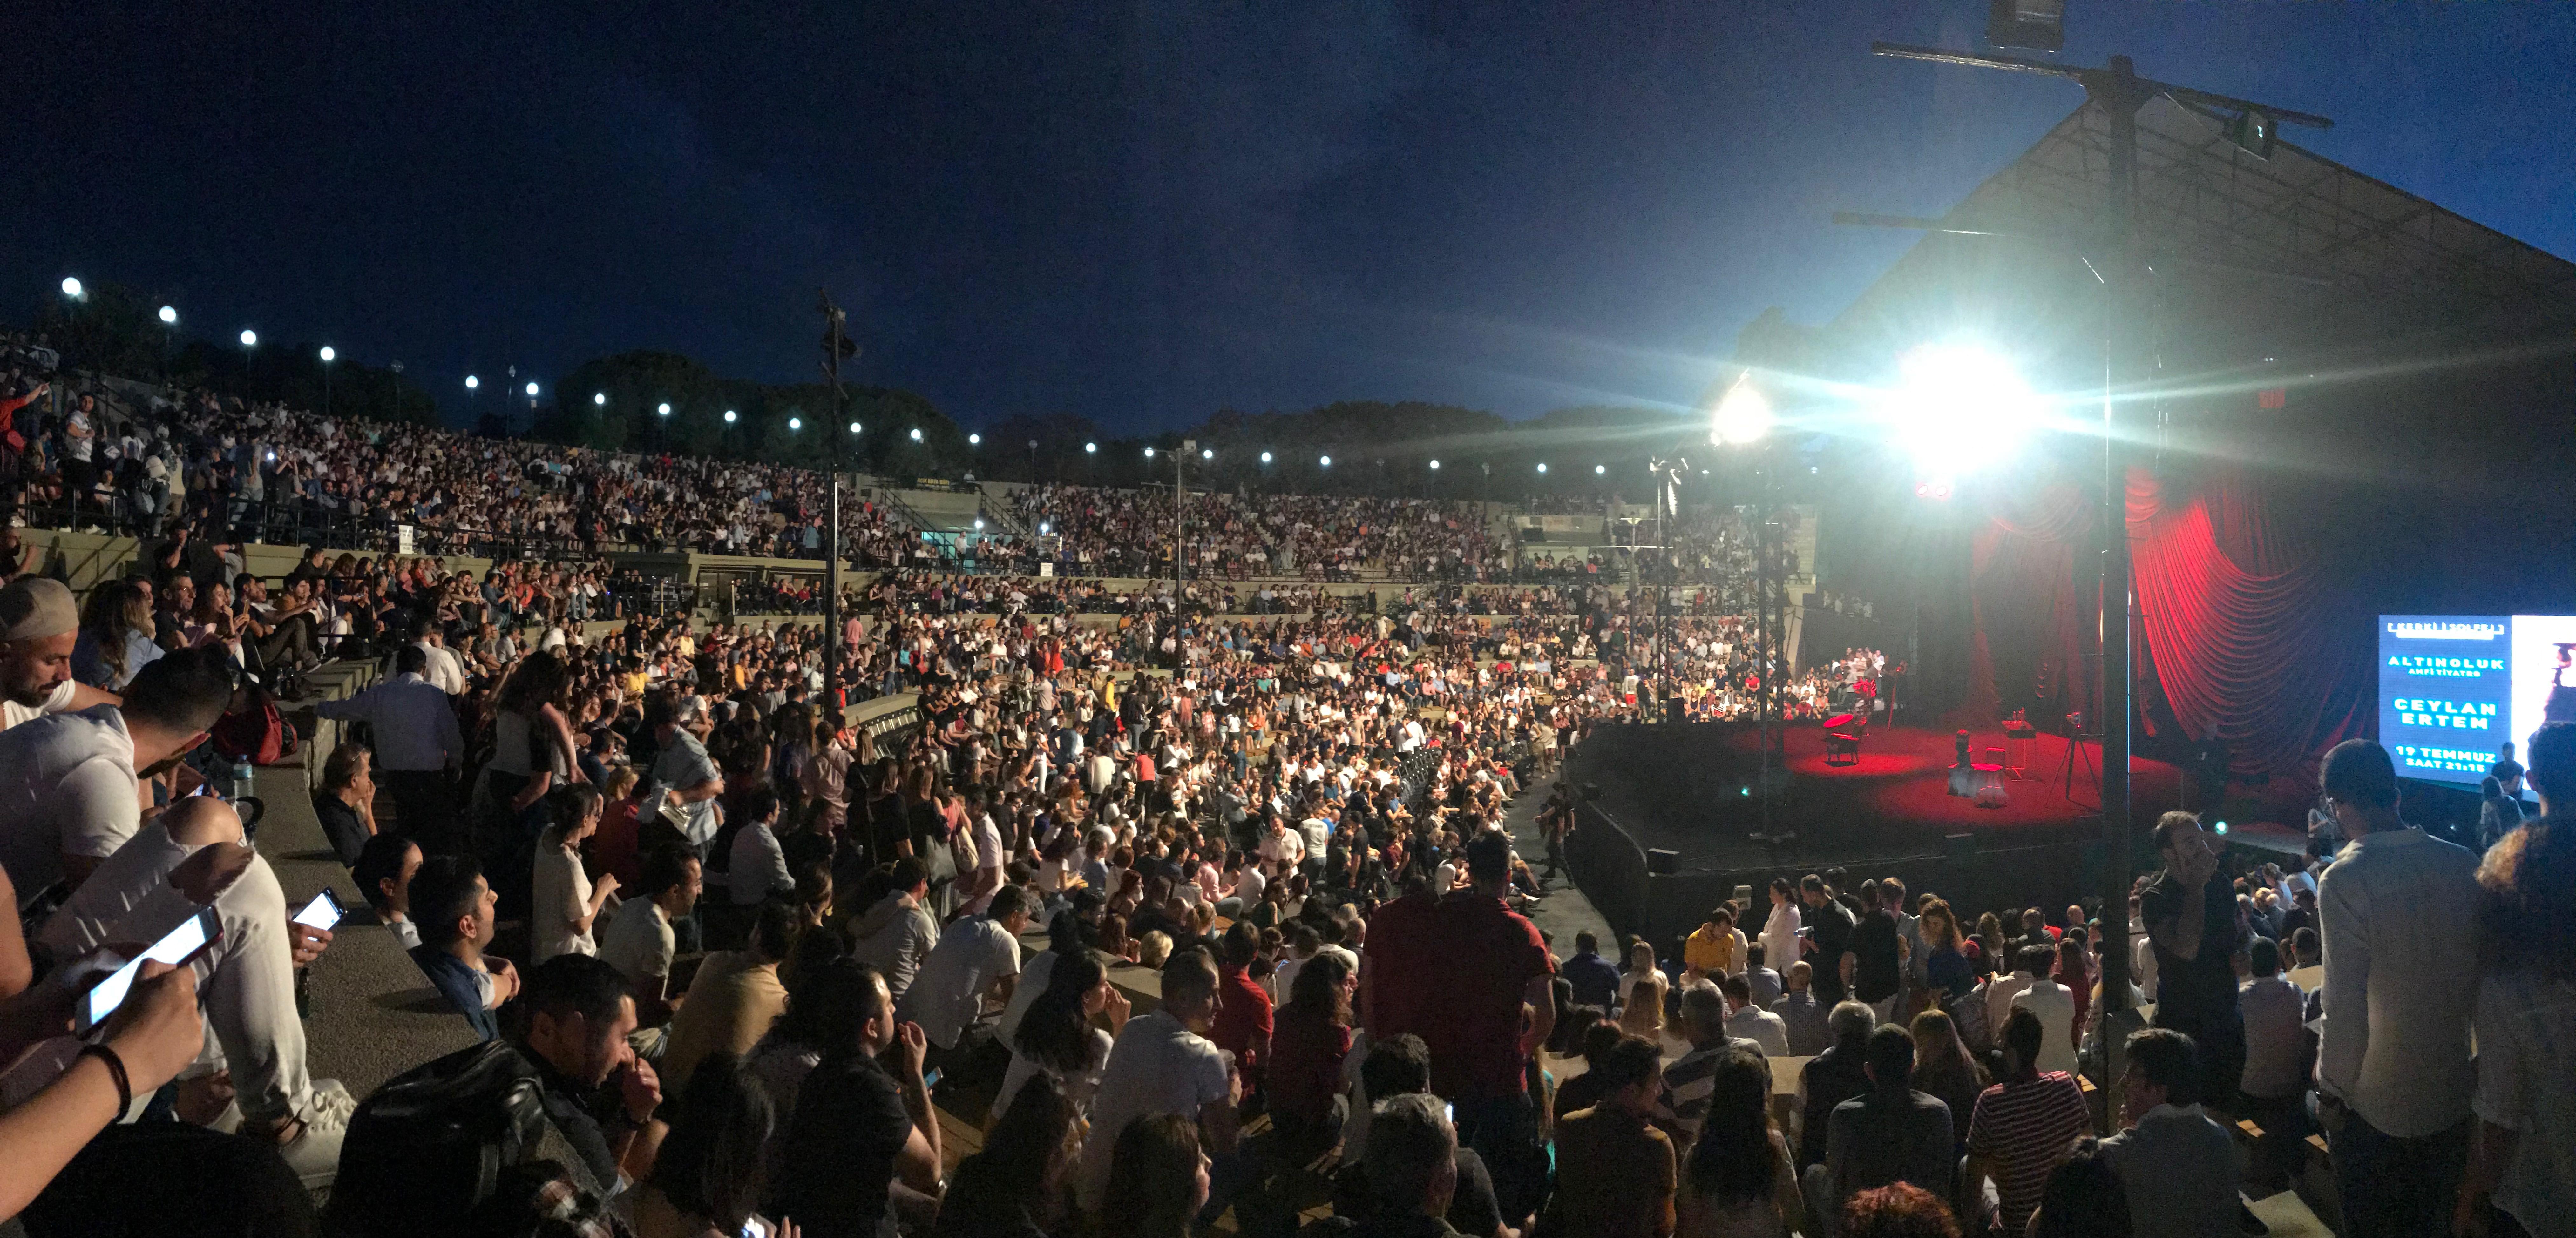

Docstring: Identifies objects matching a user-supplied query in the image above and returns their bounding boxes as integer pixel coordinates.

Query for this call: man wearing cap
[0,645,236,907]
[0,577,119,733]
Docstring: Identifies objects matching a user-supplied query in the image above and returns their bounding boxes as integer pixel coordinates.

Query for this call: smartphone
[739,1221,771,1238]
[292,889,348,932]
[74,907,222,1037]
[922,1067,943,1090]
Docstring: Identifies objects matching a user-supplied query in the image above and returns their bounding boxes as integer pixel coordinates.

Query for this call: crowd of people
[1007,484,1505,583]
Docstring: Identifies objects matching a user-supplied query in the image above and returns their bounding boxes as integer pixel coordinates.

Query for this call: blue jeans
[2324,1100,2467,1238]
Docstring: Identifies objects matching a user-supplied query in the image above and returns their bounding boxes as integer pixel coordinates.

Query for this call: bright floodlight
[1428,459,1441,470]
[318,346,336,362]
[1085,441,1097,454]
[1260,451,1273,464]
[1039,521,1051,534]
[525,381,539,396]
[788,417,802,431]
[60,277,84,299]
[1885,343,2041,475]
[1144,447,1155,458]
[158,305,178,324]
[1319,455,1332,468]
[1536,462,1548,474]
[1200,448,1212,460]
[1594,463,1605,475]
[723,410,738,424]
[968,433,981,446]
[909,427,922,442]
[1709,374,1775,446]
[239,329,259,347]
[465,374,480,390]
[973,518,985,530]
[848,421,861,434]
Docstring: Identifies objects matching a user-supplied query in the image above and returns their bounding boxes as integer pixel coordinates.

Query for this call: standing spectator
[1080,948,1238,1214]
[1761,878,1803,991]
[1850,880,1904,1023]
[1548,1035,1675,1238]
[2138,811,2248,1110]
[2314,738,2479,1238]
[774,959,944,1238]
[645,694,723,851]
[1818,1024,1956,1235]
[724,787,794,908]
[314,644,464,845]
[1803,874,1857,1006]
[1905,1008,1988,1155]
[2458,793,2575,1238]
[2008,944,2079,1077]
[1676,1045,1805,1238]
[1963,1007,2089,1236]
[2097,1028,2237,1238]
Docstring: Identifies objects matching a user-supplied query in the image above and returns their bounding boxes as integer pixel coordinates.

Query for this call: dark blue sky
[15,2,2573,434]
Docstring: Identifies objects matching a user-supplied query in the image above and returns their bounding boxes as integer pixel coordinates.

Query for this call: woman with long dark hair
[997,950,1122,1119]
[1905,1008,1989,1154]
[1266,949,1355,1166]
[935,1077,1084,1238]
[635,1054,781,1238]
[531,783,614,963]
[1676,1046,1804,1237]
[1099,1114,1207,1238]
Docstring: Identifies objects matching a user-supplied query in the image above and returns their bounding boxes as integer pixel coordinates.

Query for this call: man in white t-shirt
[1080,946,1241,1212]
[0,646,233,907]
[896,885,1031,1059]
[0,578,118,732]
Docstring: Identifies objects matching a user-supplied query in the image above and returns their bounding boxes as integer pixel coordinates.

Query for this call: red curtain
[1966,465,2368,783]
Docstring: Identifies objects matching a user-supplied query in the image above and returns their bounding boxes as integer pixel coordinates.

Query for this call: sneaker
[276,1080,356,1191]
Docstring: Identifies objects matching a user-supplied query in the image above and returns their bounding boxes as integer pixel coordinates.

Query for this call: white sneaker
[277,1079,356,1191]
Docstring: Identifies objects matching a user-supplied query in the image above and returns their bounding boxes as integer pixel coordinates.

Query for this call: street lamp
[1084,441,1097,454]
[1319,455,1331,468]
[157,305,177,324]
[1200,448,1212,460]
[968,433,981,446]
[239,329,259,348]
[1260,451,1273,464]
[1594,463,1606,475]
[1144,447,1155,459]
[524,381,538,397]
[908,427,922,443]
[465,374,479,390]
[848,421,861,434]
[59,277,84,300]
[319,346,336,418]
[723,409,738,424]
[1535,462,1548,474]
[788,417,802,431]
[1429,459,1441,470]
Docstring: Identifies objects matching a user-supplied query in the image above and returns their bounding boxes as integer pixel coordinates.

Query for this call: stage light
[724,410,738,424]
[1883,343,2040,476]
[1710,374,1775,446]
[158,305,178,324]
[973,518,985,530]
[240,329,259,347]
[1740,787,1750,797]
[1428,459,1441,470]
[524,381,538,396]
[60,277,85,299]
[968,433,981,446]
[788,417,802,431]
[465,375,479,390]
[1914,478,1955,501]
[318,346,335,362]
[2214,820,2230,835]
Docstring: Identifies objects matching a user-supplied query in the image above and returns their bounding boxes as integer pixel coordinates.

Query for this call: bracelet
[79,1043,132,1115]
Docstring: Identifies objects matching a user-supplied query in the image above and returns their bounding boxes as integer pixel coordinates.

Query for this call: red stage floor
[1754,724,2186,832]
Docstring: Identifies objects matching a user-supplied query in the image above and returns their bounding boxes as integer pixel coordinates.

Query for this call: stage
[1556,721,2193,947]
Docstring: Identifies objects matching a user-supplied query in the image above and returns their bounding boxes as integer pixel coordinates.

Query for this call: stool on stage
[1823,712,1865,766]
[1972,746,2009,808]
[2002,720,2038,780]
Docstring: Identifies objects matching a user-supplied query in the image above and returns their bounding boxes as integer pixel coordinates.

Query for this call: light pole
[318,345,336,418]
[1711,373,1781,832]
[1870,41,2330,1063]
[820,292,860,711]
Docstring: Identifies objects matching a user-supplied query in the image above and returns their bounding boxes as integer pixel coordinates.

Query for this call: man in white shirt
[2099,1027,2241,1238]
[1080,947,1240,1212]
[2007,945,2080,1077]
[600,851,700,1034]
[0,578,119,731]
[896,885,1031,1064]
[1985,952,2039,1043]
[1722,972,1791,1056]
[850,857,941,1002]
[0,646,232,907]
[406,617,468,696]
[315,643,464,842]
[2313,739,2480,1238]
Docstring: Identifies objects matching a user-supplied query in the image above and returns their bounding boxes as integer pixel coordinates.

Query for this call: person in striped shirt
[1964,1006,2090,1234]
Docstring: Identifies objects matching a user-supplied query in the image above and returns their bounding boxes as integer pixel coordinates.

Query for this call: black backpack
[324,1040,552,1238]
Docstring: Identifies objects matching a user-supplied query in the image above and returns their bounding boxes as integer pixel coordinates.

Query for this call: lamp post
[318,346,336,418]
[1710,374,1783,829]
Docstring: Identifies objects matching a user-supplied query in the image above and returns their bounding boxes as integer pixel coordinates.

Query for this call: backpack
[211,692,298,766]
[323,1040,553,1238]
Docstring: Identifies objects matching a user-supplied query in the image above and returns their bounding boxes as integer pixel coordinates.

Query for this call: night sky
[15,2,2573,433]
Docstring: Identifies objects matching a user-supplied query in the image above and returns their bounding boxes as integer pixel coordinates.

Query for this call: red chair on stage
[1823,711,1867,766]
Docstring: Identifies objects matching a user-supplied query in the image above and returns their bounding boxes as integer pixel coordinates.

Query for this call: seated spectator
[599,849,700,1033]
[1547,1034,1674,1238]
[1101,1114,1210,1238]
[351,831,424,950]
[2234,935,2308,1181]
[660,900,795,1091]
[1771,960,1831,1056]
[1332,1034,1514,1238]
[633,1053,778,1238]
[70,577,160,692]
[1209,921,1274,1087]
[1963,1006,2090,1235]
[1675,1045,1804,1238]
[1722,972,1790,1057]
[407,855,517,1041]
[0,643,229,906]
[774,959,943,1238]
[1816,1025,1955,1235]
[1562,929,1622,1010]
[313,742,379,867]
[1838,1183,1961,1238]
[1656,985,1759,1145]
[1265,948,1354,1165]
[1797,1001,1877,1171]
[2008,944,2078,1077]
[995,948,1123,1120]
[1617,937,1670,1041]
[1080,947,1239,1213]
[896,883,1031,1070]
[1683,905,1746,980]
[1346,1094,1472,1238]
[2097,1028,2236,1238]
[1903,1008,1988,1155]
[1743,941,1783,1009]
[0,577,120,734]
[726,786,794,908]
[848,856,939,1002]
[934,1076,1083,1238]
[2024,1137,2131,1238]
[512,955,667,1195]
[532,784,615,964]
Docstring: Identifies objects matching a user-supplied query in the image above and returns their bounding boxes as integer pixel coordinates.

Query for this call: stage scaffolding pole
[1869,42,2329,1090]
[820,293,852,713]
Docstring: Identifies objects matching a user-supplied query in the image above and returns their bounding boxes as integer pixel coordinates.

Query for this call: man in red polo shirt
[1210,921,1272,1087]
[1368,829,1556,1219]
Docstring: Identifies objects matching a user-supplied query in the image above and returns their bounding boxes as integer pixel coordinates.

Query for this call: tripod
[2059,730,2101,806]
